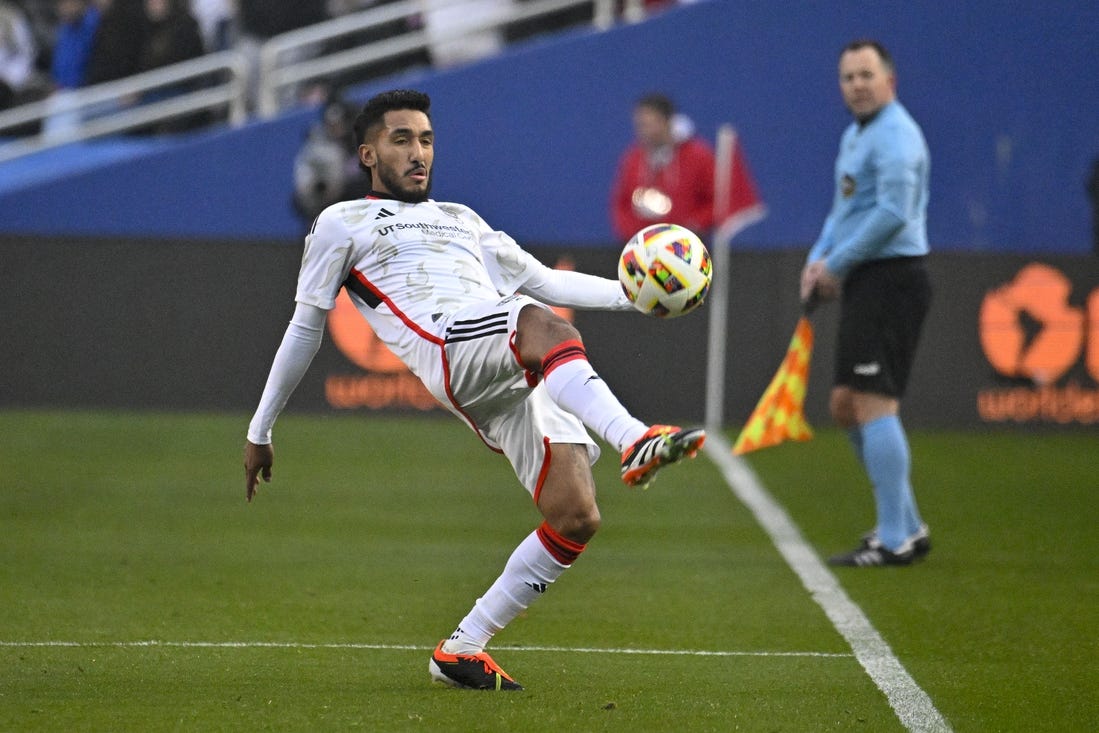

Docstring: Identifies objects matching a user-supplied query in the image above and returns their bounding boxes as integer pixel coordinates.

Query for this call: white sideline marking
[704,436,951,733]
[0,640,848,659]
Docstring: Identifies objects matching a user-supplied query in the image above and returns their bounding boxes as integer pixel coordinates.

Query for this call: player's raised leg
[515,305,705,489]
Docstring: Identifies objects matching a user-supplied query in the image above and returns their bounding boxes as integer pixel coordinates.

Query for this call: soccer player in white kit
[243,90,705,690]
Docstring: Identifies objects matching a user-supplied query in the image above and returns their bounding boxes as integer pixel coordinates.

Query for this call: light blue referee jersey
[808,100,930,277]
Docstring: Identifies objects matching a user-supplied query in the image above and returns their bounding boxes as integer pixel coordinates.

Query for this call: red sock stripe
[536,521,586,566]
[540,339,587,377]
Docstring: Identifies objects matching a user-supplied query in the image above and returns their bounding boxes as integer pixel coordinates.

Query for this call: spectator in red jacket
[609,92,716,242]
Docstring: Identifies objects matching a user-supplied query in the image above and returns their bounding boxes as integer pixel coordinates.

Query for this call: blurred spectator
[421,0,511,68]
[0,1,40,109]
[609,92,717,241]
[291,91,370,226]
[237,0,325,39]
[131,0,205,132]
[137,0,203,74]
[48,0,99,89]
[85,0,145,84]
[41,0,100,138]
[320,0,429,88]
[188,0,234,52]
[16,0,55,71]
[237,0,327,110]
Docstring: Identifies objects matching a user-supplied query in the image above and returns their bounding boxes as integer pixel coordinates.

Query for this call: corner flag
[731,316,815,455]
[713,127,767,244]
[703,125,768,431]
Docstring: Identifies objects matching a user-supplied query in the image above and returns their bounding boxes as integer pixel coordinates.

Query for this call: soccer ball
[618,223,712,318]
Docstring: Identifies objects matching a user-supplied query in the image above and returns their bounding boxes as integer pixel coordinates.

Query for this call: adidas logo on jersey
[375,207,396,219]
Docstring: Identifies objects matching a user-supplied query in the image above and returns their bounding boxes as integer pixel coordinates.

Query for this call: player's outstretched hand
[244,441,274,502]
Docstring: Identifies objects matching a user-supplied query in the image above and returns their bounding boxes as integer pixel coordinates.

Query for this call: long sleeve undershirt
[247,303,326,445]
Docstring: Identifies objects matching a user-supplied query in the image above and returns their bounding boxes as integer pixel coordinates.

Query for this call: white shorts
[422,294,599,497]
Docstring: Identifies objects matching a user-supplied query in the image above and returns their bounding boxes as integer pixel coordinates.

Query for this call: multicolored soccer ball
[618,223,712,318]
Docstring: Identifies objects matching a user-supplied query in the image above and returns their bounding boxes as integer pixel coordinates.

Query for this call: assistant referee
[799,39,933,567]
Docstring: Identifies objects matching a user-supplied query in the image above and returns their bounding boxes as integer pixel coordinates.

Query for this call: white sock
[443,525,582,655]
[542,358,647,452]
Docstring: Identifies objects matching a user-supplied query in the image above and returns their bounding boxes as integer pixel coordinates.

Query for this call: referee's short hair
[841,39,895,72]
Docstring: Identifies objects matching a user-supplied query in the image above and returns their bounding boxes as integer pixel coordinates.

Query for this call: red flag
[713,126,767,244]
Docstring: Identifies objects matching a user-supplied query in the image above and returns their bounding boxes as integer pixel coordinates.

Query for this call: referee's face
[361,109,434,203]
[838,47,896,121]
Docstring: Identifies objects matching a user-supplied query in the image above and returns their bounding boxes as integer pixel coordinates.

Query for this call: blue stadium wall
[1,0,1097,253]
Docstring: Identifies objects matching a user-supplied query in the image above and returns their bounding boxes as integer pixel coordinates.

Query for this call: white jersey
[296,196,541,368]
[296,194,628,381]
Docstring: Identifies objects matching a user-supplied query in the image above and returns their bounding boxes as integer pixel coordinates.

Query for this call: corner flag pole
[704,124,736,433]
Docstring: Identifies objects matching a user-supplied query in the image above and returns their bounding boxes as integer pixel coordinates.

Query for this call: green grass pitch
[1,410,1096,731]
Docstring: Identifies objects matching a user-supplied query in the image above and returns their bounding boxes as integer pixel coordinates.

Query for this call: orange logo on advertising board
[977,262,1099,424]
[324,258,577,411]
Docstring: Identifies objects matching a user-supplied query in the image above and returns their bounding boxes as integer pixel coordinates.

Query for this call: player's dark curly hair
[352,89,432,172]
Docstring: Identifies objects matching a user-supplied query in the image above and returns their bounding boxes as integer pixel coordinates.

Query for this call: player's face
[360,109,434,203]
[838,47,896,121]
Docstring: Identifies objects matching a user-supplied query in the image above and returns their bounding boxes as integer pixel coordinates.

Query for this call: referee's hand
[800,261,840,305]
[244,441,274,502]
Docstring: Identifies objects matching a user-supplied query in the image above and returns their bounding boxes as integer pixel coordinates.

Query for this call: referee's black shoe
[857,524,932,561]
[828,525,931,567]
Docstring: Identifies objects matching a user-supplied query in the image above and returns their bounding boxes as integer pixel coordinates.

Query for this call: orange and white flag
[732,316,814,455]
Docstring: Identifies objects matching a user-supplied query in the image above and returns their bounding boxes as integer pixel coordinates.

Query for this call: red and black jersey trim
[343,272,383,309]
[342,265,504,456]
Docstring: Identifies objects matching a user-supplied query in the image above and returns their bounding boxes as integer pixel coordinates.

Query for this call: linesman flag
[732,316,815,455]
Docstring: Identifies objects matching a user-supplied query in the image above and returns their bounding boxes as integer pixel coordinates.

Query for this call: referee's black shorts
[834,256,931,398]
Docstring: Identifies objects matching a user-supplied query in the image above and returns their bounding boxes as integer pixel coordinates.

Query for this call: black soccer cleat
[858,524,932,560]
[828,544,915,567]
[830,525,931,567]
[429,641,523,691]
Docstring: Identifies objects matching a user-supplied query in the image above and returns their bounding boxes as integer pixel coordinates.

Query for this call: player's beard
[376,161,432,204]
